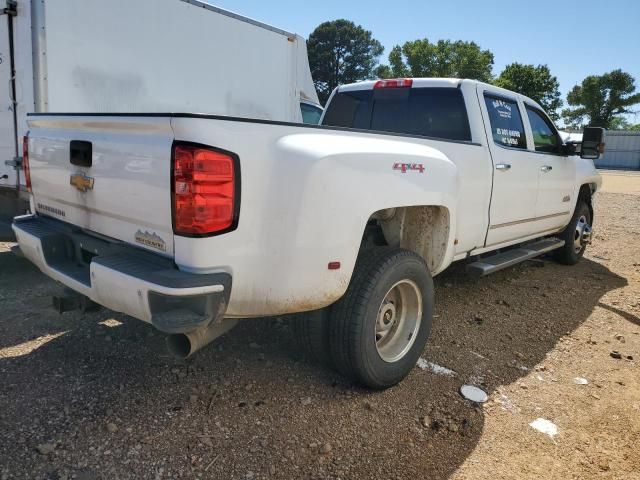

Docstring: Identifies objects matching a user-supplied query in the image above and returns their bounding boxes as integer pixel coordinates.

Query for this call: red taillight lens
[172,143,238,236]
[23,135,31,192]
[374,78,413,89]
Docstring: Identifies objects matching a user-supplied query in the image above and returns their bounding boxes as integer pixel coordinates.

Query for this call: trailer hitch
[52,289,100,314]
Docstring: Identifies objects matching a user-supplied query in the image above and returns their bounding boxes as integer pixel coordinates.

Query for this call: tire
[554,199,592,265]
[289,308,332,366]
[329,247,434,389]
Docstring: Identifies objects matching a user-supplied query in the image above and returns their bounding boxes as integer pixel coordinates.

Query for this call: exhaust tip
[166,334,192,359]
[165,320,239,359]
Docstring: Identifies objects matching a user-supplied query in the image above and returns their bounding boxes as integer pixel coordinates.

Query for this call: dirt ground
[1,172,638,480]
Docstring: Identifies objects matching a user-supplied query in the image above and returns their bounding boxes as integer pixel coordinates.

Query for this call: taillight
[374,78,413,89]
[22,134,31,192]
[172,143,239,236]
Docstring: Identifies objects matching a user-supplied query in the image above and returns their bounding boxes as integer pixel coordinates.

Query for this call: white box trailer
[0,0,321,222]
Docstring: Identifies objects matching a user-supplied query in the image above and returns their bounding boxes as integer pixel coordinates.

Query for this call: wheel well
[578,184,595,220]
[362,206,450,273]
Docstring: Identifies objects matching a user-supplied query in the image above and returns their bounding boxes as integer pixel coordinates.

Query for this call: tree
[378,39,494,83]
[608,117,640,131]
[494,63,563,121]
[608,117,631,130]
[307,20,384,104]
[562,70,640,128]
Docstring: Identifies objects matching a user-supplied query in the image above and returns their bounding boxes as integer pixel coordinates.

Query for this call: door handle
[540,165,553,172]
[495,163,511,171]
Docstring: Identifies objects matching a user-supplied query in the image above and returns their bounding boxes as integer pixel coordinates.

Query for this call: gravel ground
[1,172,638,480]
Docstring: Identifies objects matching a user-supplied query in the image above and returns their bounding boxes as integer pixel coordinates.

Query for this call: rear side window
[484,95,527,149]
[322,87,472,142]
[526,106,560,153]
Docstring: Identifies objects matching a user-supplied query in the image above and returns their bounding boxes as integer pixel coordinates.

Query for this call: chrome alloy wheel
[375,279,422,363]
[574,214,592,254]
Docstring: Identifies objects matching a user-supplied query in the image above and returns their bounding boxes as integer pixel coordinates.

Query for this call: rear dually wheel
[329,247,434,389]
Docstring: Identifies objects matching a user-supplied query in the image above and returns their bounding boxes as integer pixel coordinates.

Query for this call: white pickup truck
[13,78,603,388]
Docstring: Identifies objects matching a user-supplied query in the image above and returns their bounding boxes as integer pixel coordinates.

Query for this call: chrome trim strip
[482,227,565,250]
[489,211,571,230]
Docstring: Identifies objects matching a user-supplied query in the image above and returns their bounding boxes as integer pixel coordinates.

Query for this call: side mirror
[581,127,606,159]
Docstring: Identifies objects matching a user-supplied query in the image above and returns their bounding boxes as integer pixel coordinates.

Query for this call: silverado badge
[135,230,167,252]
[70,172,94,192]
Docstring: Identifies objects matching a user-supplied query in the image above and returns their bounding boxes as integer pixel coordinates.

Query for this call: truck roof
[338,78,463,91]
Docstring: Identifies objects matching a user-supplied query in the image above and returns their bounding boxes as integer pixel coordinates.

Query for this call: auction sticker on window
[496,128,521,146]
[484,95,526,149]
[492,99,513,119]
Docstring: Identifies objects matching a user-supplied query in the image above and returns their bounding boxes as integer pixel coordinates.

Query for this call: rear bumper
[12,214,231,333]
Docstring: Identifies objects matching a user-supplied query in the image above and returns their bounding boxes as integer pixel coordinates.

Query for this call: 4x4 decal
[393,163,425,173]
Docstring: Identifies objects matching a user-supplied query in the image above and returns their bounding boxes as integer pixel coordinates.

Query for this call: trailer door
[0,5,18,190]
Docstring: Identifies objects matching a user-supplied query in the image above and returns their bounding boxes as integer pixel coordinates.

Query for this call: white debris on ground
[460,385,489,403]
[416,358,456,377]
[470,351,488,360]
[573,377,589,385]
[529,418,559,438]
[497,394,518,413]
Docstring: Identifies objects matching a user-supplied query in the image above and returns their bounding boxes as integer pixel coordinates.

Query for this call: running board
[466,238,565,277]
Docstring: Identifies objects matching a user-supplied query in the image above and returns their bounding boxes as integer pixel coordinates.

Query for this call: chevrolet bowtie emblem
[70,172,94,192]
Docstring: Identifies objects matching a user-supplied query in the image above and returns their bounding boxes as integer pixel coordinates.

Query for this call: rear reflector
[23,135,31,192]
[172,143,239,236]
[374,78,413,89]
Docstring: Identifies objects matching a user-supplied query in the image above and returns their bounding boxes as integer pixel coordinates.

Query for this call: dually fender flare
[353,158,460,276]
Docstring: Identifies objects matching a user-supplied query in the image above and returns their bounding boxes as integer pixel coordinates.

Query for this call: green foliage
[494,63,563,121]
[307,19,637,130]
[307,20,384,104]
[608,117,631,130]
[378,39,494,83]
[562,70,640,129]
[608,118,640,131]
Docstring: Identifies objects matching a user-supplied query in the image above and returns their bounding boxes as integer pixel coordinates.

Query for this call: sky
[214,0,640,122]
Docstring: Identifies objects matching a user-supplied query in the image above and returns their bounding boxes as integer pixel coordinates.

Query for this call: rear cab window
[322,87,472,142]
[483,94,527,149]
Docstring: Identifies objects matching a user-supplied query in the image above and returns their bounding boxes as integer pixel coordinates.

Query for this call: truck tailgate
[26,116,175,255]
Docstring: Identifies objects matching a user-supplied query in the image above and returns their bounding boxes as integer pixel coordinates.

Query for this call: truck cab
[322,79,601,257]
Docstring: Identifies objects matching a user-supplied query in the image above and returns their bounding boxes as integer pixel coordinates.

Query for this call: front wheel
[329,248,434,389]
[554,199,592,265]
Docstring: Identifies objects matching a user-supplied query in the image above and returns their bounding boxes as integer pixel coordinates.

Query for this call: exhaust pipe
[166,319,238,358]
